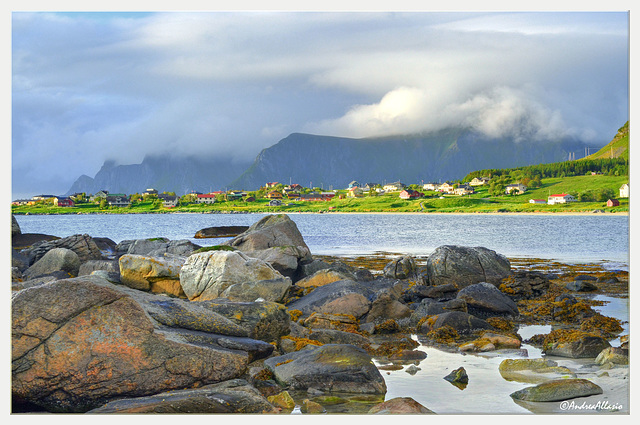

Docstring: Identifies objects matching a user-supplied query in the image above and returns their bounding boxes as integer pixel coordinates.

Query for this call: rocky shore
[11,214,629,414]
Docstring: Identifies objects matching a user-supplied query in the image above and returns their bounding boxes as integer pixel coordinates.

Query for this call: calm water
[14,212,629,267]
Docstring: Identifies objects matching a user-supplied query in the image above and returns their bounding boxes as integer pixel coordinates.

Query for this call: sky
[9,5,631,199]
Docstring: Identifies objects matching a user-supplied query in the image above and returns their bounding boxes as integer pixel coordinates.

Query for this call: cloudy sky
[10,7,630,198]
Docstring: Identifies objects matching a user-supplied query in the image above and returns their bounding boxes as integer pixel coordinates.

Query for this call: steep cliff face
[230,131,591,190]
[67,129,594,195]
[66,156,251,195]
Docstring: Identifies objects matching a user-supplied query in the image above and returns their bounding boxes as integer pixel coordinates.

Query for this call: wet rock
[510,379,603,402]
[595,346,629,365]
[179,250,284,301]
[460,332,521,352]
[194,225,250,238]
[498,358,576,384]
[456,282,518,318]
[367,397,434,414]
[264,344,387,394]
[383,256,417,279]
[425,245,511,289]
[12,233,59,251]
[23,247,80,279]
[12,275,248,412]
[118,254,186,297]
[12,249,30,272]
[444,367,468,384]
[405,365,421,375]
[296,259,357,282]
[88,379,277,414]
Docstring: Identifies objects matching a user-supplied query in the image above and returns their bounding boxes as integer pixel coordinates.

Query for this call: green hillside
[585,121,629,160]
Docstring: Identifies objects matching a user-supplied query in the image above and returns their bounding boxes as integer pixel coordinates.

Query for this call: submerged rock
[444,367,469,384]
[510,379,603,402]
[499,358,576,384]
[194,226,250,238]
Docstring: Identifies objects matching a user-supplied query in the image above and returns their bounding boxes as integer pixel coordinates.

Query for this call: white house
[470,177,491,186]
[422,182,439,191]
[438,182,455,193]
[529,199,546,204]
[505,184,527,195]
[547,194,576,205]
[619,183,629,198]
[196,194,217,204]
[383,182,404,192]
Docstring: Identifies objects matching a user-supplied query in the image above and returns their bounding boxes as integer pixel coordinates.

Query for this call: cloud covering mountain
[11,10,629,198]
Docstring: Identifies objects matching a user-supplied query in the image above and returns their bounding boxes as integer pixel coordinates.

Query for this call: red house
[55,197,75,207]
[607,199,620,207]
[399,189,423,200]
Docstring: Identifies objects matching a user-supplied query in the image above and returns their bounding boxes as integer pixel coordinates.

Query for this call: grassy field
[12,174,629,215]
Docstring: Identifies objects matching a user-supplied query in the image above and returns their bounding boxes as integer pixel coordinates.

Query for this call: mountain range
[66,128,596,195]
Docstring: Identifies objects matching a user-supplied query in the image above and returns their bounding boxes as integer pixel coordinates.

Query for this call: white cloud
[11,11,629,197]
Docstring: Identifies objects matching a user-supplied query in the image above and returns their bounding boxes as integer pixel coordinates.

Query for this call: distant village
[12,178,630,209]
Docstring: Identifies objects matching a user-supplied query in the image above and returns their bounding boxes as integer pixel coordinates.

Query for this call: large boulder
[119,254,186,297]
[264,344,386,394]
[425,245,511,288]
[510,379,603,402]
[88,379,277,414]
[224,214,309,252]
[179,250,285,301]
[22,234,103,266]
[12,276,250,412]
[23,247,80,279]
[456,282,519,318]
[286,279,374,319]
